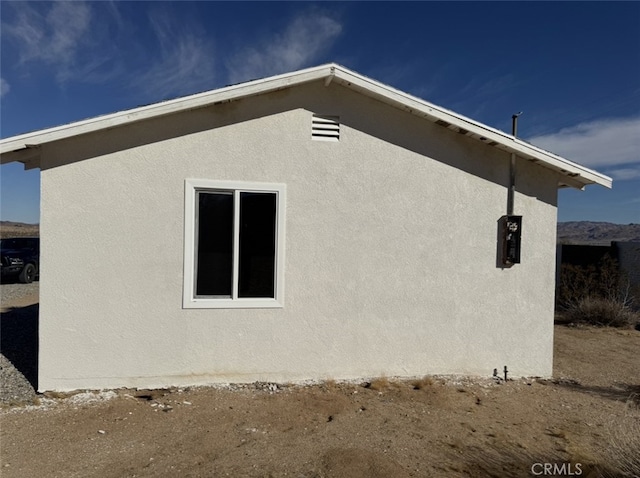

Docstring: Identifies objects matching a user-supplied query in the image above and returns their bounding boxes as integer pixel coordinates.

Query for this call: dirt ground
[1,295,638,478]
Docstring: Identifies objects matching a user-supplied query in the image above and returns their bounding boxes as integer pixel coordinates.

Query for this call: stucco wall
[38,81,559,391]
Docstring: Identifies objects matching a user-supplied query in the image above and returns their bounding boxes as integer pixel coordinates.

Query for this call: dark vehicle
[0,237,39,283]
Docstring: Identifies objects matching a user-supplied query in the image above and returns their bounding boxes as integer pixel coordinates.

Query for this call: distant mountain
[557,221,640,244]
[0,221,40,238]
[2,220,638,244]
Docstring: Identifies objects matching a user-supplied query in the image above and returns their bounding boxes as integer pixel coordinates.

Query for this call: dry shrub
[557,255,640,328]
[563,297,640,328]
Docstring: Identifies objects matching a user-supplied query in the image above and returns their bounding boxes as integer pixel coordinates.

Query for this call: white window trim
[183,179,286,309]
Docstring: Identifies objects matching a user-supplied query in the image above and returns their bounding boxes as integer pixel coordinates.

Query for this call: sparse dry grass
[320,379,338,393]
[366,376,390,392]
[410,376,434,390]
[597,405,640,478]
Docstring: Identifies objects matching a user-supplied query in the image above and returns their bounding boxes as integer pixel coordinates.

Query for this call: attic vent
[312,115,340,141]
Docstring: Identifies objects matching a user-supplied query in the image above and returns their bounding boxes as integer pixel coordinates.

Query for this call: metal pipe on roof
[511,112,522,139]
[507,112,523,215]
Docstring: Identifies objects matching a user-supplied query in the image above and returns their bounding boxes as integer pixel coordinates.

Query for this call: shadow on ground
[0,303,39,390]
[549,379,640,406]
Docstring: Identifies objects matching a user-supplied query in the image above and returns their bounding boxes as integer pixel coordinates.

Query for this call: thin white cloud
[528,117,640,181]
[226,12,342,84]
[132,11,216,99]
[606,167,640,181]
[459,73,516,101]
[3,2,92,81]
[0,78,9,97]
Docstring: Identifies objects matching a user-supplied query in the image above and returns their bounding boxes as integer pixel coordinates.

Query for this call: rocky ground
[1,283,638,477]
[0,282,39,405]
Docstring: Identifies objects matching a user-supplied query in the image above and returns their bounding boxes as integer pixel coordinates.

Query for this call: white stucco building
[0,64,611,392]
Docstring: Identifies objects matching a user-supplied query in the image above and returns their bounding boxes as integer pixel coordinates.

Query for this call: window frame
[183,179,286,309]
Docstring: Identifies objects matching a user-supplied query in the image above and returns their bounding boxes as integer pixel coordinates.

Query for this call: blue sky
[1,1,639,224]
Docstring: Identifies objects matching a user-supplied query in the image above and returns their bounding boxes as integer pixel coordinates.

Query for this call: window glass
[196,191,233,297]
[238,192,276,298]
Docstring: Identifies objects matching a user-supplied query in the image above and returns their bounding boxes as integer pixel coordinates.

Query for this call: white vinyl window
[183,179,285,308]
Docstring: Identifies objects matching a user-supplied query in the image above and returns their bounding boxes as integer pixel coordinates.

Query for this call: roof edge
[0,63,337,157]
[329,65,612,189]
[0,62,612,189]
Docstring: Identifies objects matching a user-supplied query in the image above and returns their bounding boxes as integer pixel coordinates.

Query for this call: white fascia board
[0,64,335,155]
[331,65,612,189]
[0,62,612,189]
[511,139,612,188]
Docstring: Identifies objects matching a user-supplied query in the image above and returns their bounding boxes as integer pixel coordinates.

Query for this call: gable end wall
[37,81,559,391]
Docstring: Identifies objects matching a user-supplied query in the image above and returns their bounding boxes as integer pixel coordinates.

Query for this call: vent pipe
[500,112,523,266]
[507,112,522,215]
[511,112,522,138]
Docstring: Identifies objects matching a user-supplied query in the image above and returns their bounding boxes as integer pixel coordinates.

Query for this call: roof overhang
[0,63,612,189]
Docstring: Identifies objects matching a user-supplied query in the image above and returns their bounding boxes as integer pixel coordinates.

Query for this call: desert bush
[557,255,640,328]
[562,297,639,328]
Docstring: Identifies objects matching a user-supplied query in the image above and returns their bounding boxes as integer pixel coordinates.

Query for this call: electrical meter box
[501,215,522,265]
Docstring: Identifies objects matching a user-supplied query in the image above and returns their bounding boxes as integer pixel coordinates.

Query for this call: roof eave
[329,65,612,190]
[0,63,336,157]
[0,62,613,190]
